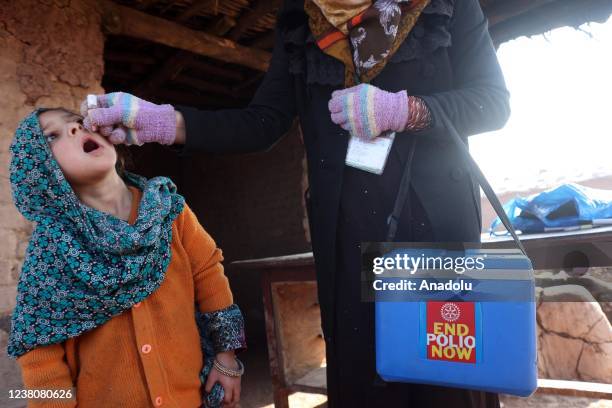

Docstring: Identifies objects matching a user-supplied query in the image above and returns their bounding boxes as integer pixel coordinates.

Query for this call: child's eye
[45,133,58,143]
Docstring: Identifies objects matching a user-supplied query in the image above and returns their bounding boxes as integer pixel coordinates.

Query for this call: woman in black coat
[83,0,510,406]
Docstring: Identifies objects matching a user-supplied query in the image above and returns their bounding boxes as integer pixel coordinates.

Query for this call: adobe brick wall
[0,0,104,404]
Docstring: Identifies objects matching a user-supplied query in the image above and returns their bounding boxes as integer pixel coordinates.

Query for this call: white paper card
[87,94,98,109]
[345,131,395,175]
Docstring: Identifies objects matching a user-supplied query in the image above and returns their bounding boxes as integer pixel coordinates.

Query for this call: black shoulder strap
[386,99,528,257]
[386,136,416,241]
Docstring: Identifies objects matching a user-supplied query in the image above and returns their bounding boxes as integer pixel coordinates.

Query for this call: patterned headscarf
[7,110,185,358]
[306,0,431,85]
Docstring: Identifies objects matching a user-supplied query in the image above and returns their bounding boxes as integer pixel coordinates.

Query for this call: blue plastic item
[375,251,537,396]
[490,183,612,234]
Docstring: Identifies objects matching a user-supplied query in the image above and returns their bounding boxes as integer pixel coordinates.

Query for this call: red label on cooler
[426,301,476,364]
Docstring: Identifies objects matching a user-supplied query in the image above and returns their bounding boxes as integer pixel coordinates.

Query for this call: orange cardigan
[17,187,234,407]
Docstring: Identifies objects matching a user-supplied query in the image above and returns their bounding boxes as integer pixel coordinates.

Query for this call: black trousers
[324,185,499,408]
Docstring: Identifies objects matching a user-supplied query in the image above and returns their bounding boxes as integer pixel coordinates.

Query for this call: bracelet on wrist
[406,96,432,131]
[213,357,244,377]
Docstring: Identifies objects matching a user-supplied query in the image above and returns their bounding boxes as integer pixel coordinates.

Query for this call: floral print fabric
[7,110,185,358]
[197,304,247,408]
[306,0,431,85]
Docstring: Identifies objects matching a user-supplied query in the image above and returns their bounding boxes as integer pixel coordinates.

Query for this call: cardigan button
[141,344,152,354]
[155,396,163,406]
[133,302,142,308]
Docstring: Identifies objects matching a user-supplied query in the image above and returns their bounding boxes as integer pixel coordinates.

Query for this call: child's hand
[204,351,242,407]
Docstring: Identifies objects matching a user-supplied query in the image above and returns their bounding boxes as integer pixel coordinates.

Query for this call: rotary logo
[425,301,477,363]
[440,303,460,322]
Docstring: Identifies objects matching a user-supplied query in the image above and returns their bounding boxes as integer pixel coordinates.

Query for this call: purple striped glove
[328,84,410,140]
[80,92,176,145]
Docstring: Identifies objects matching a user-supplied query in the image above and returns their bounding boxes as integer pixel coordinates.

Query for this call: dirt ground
[2,342,609,407]
[238,345,610,408]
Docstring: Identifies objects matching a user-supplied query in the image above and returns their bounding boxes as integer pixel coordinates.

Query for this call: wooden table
[482,225,612,271]
[232,254,324,408]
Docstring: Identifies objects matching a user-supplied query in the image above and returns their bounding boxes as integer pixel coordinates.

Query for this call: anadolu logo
[425,301,477,364]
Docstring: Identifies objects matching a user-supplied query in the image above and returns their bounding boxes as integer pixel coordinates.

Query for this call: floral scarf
[7,110,185,358]
[306,0,431,85]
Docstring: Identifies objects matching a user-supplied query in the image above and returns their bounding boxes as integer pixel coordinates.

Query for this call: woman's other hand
[328,83,410,140]
[204,351,242,407]
[80,92,177,146]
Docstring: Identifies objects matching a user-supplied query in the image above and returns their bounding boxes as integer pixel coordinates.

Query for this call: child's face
[39,110,117,185]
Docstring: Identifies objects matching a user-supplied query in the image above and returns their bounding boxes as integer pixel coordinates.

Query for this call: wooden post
[261,269,291,408]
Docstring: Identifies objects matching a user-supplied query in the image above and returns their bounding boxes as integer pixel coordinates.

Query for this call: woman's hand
[204,351,242,407]
[328,83,410,140]
[80,92,177,146]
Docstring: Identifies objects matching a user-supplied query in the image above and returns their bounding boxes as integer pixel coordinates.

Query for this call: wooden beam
[133,51,195,97]
[156,88,245,109]
[204,15,237,37]
[131,4,239,100]
[106,51,157,65]
[250,31,275,49]
[171,75,250,100]
[227,0,282,42]
[176,0,218,23]
[136,0,157,11]
[100,1,271,71]
[188,61,245,82]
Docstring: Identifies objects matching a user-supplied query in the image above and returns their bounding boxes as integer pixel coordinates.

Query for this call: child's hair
[38,107,132,176]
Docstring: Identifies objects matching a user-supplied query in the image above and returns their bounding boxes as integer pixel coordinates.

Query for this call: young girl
[7,108,246,407]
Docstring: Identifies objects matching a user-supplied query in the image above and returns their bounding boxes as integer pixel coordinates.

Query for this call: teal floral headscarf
[7,110,185,358]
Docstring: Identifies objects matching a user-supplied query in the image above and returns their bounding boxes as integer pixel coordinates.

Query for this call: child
[7,108,246,407]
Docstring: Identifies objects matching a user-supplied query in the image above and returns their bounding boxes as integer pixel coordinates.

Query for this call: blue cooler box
[375,251,537,396]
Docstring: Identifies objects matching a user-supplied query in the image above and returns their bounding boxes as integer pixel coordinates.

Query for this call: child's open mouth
[82,137,101,154]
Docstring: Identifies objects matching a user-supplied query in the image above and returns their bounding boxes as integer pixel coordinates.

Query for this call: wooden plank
[171,75,250,99]
[176,0,218,23]
[100,1,271,71]
[133,6,232,99]
[106,51,157,65]
[483,226,612,245]
[536,379,612,400]
[134,50,195,97]
[271,281,325,385]
[135,0,157,11]
[188,60,245,82]
[261,269,291,408]
[155,88,245,108]
[227,0,282,42]
[204,15,237,37]
[250,30,275,49]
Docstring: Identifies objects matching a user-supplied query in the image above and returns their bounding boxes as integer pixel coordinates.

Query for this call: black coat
[179,0,509,342]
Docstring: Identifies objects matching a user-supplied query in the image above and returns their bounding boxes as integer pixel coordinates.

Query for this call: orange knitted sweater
[17,186,234,408]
